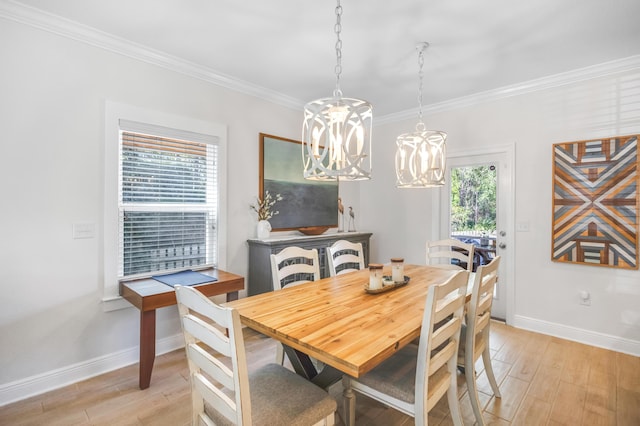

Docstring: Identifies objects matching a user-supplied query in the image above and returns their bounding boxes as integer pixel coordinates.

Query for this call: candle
[391,258,404,283]
[368,263,383,290]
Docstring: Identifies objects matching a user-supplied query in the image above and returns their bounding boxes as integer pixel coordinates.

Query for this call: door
[440,147,514,322]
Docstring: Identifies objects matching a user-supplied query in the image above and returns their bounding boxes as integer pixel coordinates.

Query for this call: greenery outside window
[450,165,497,233]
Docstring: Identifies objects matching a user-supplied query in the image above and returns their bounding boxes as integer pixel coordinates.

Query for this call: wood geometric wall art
[552,135,639,269]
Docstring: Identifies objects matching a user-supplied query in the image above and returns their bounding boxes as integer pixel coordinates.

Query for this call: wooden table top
[120,268,244,311]
[226,264,460,378]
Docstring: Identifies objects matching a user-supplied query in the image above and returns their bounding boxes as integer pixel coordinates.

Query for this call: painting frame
[259,133,339,232]
[551,135,639,269]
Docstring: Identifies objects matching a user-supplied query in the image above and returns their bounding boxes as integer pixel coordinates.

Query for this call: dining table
[225,264,468,388]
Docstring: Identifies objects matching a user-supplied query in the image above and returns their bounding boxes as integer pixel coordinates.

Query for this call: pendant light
[302,0,372,181]
[395,42,446,188]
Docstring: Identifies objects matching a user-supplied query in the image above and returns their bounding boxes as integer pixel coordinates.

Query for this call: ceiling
[7,0,640,117]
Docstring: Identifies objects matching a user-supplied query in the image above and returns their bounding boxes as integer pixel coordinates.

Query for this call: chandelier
[395,42,446,188]
[302,0,372,181]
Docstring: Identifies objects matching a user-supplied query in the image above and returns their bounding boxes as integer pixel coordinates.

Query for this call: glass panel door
[441,149,513,322]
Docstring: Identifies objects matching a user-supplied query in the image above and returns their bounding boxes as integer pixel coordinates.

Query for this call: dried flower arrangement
[250,191,283,221]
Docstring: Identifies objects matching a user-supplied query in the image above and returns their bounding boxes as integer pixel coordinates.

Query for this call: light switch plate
[73,223,95,239]
[516,222,530,232]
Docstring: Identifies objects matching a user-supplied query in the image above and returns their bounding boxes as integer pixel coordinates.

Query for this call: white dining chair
[342,270,469,426]
[270,246,321,364]
[175,285,337,426]
[327,240,365,276]
[459,256,502,426]
[426,238,475,271]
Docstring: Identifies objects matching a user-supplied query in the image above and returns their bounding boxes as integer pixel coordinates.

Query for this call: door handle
[498,242,506,249]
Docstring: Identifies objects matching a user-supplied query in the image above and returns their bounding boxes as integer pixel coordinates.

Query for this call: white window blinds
[118,120,218,279]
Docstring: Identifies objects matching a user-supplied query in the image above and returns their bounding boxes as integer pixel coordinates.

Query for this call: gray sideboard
[246,232,372,295]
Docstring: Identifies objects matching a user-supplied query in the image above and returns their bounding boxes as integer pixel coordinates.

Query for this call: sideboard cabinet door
[246,232,372,296]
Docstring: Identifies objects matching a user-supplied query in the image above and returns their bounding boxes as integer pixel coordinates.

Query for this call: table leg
[139,309,156,389]
[343,375,356,426]
[310,364,343,390]
[226,291,239,302]
[282,346,342,390]
[283,346,317,381]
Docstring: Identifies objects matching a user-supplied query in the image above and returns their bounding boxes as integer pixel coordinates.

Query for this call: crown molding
[3,1,639,123]
[377,54,640,125]
[0,0,301,109]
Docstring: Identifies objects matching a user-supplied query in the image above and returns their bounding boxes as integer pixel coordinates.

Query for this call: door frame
[436,143,515,324]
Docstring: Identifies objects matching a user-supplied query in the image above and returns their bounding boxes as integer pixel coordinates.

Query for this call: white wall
[363,68,640,355]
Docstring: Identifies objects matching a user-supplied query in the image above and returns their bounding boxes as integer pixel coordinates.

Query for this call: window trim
[103,101,227,308]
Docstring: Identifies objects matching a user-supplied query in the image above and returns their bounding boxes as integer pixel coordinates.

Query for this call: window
[104,102,227,306]
[118,125,217,278]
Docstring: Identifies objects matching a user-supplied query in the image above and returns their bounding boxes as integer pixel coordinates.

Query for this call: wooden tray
[364,276,410,294]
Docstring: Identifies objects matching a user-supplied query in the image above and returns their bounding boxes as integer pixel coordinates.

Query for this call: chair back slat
[477,293,493,316]
[176,283,231,325]
[182,315,231,358]
[327,240,365,276]
[429,252,469,263]
[277,263,317,281]
[434,295,464,324]
[430,316,461,350]
[476,310,491,332]
[428,339,457,375]
[425,371,451,412]
[193,372,237,424]
[186,343,234,390]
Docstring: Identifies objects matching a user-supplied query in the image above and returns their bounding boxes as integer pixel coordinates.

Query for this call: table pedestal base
[283,346,342,390]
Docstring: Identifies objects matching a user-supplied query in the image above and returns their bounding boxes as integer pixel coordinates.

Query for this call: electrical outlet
[579,290,591,306]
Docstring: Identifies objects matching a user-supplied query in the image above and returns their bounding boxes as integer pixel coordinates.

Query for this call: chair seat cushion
[208,363,336,426]
[357,344,418,404]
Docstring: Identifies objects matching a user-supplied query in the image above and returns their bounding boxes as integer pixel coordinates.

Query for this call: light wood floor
[1,321,639,425]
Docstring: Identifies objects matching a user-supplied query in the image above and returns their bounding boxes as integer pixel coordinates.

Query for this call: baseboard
[0,333,184,407]
[512,315,640,357]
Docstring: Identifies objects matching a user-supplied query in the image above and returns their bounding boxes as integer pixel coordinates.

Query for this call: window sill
[102,295,133,312]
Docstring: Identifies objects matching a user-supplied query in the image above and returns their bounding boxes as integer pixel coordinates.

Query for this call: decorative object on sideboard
[260,133,338,231]
[552,135,639,269]
[298,226,330,236]
[395,42,446,188]
[250,190,282,239]
[256,220,272,239]
[301,0,372,181]
[338,197,345,232]
[348,206,356,232]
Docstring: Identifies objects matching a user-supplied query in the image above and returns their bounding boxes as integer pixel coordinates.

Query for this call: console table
[119,268,244,389]
[246,232,372,295]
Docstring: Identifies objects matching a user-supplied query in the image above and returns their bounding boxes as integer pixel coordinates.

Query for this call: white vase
[256,220,272,239]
